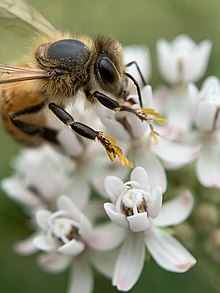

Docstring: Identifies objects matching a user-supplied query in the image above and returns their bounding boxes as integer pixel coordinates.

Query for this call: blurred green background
[1,0,220,292]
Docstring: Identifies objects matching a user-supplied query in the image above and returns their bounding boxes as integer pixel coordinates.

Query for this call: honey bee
[0,0,163,167]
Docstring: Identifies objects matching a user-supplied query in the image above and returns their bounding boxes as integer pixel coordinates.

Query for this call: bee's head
[93,36,128,99]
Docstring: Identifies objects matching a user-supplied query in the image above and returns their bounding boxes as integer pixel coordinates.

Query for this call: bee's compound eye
[47,39,86,62]
[98,58,117,83]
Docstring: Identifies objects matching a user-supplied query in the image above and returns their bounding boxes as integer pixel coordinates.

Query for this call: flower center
[52,218,80,244]
[121,189,146,216]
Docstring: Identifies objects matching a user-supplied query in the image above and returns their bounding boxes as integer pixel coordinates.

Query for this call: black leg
[125,72,143,108]
[48,103,133,167]
[9,101,58,144]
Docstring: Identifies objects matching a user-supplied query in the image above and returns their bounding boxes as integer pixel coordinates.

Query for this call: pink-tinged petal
[196,145,220,188]
[153,138,200,169]
[87,222,126,251]
[101,117,131,141]
[130,167,150,192]
[57,195,82,222]
[90,250,118,278]
[79,215,93,240]
[148,186,162,218]
[135,152,167,193]
[127,213,150,232]
[34,235,57,252]
[13,233,39,256]
[113,232,145,291]
[104,203,128,228]
[36,210,52,230]
[104,176,124,203]
[67,256,93,293]
[195,101,216,131]
[145,227,196,272]
[58,239,85,256]
[154,190,194,227]
[37,253,71,273]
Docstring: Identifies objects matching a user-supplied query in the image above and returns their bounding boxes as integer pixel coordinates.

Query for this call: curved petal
[13,233,39,256]
[67,176,90,210]
[79,215,93,241]
[37,252,71,273]
[104,176,124,203]
[153,190,194,227]
[135,152,167,192]
[127,213,150,232]
[36,210,52,230]
[34,235,57,252]
[58,239,85,256]
[130,167,150,192]
[104,203,128,228]
[101,117,131,141]
[87,222,126,251]
[195,101,216,131]
[57,129,84,157]
[57,196,82,222]
[113,232,145,291]
[145,227,196,272]
[154,138,200,169]
[148,186,162,218]
[67,256,93,293]
[196,145,220,188]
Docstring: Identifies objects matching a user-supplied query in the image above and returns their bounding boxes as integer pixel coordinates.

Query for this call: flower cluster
[3,34,220,293]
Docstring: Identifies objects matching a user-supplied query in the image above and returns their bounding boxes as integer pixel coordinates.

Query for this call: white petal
[104,203,128,228]
[67,176,90,210]
[113,232,145,291]
[57,129,84,157]
[104,176,124,203]
[135,152,167,192]
[148,186,162,218]
[67,257,93,293]
[127,213,150,232]
[154,138,200,169]
[13,233,39,256]
[90,250,118,278]
[196,145,220,188]
[101,117,131,141]
[34,235,57,252]
[145,227,196,272]
[154,190,194,227]
[37,253,71,273]
[58,239,85,256]
[79,215,93,241]
[1,177,43,208]
[87,222,125,250]
[57,195,82,222]
[130,166,150,192]
[36,210,52,230]
[195,100,216,131]
[126,114,146,137]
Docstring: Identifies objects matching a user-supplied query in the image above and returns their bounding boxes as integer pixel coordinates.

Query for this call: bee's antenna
[125,72,143,108]
[126,61,146,86]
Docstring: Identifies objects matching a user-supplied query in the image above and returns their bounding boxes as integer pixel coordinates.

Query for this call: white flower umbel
[102,85,200,192]
[188,76,220,188]
[156,34,212,84]
[34,195,125,293]
[104,167,196,291]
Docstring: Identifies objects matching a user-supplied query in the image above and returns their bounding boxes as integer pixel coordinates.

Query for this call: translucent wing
[0,0,58,37]
[0,64,49,84]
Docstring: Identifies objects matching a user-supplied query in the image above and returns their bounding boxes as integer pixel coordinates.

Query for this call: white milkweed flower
[104,167,196,291]
[33,195,126,293]
[188,76,220,188]
[156,34,212,84]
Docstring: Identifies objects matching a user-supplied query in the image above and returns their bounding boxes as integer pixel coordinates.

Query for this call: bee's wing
[0,65,49,84]
[0,0,58,37]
